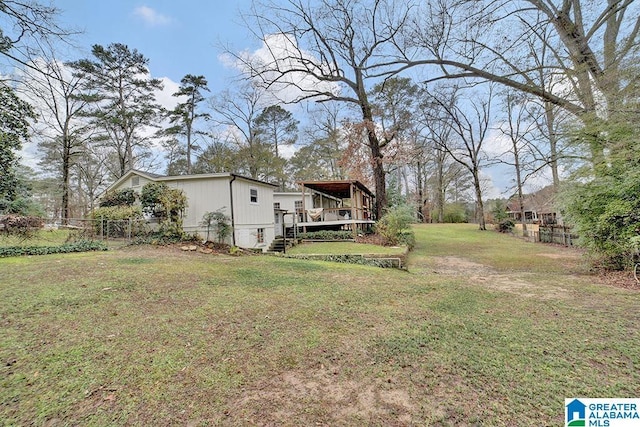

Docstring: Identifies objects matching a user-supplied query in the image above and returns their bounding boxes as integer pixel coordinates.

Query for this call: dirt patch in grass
[429,256,491,276]
[228,366,416,425]
[426,256,574,299]
[422,249,639,299]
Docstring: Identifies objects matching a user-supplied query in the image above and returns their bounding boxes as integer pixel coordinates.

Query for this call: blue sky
[53,0,255,92]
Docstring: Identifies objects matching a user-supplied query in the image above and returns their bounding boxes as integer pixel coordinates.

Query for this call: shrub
[89,206,144,237]
[562,171,640,270]
[0,197,45,217]
[99,188,137,207]
[0,240,108,257]
[0,215,44,237]
[297,230,353,240]
[397,230,416,249]
[496,219,515,233]
[441,203,468,223]
[140,182,187,240]
[201,209,232,243]
[375,205,415,246]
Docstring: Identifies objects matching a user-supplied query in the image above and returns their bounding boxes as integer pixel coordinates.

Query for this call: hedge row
[280,253,403,269]
[296,230,354,240]
[0,240,108,258]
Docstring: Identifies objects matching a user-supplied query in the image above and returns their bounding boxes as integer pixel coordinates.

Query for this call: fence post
[128,218,132,242]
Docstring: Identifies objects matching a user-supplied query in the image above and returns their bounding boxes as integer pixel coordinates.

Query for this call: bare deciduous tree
[424,84,496,230]
[20,54,90,224]
[209,82,276,181]
[402,0,640,168]
[234,0,415,219]
[0,0,77,74]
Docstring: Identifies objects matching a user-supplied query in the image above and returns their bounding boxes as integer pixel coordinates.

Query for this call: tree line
[1,0,638,268]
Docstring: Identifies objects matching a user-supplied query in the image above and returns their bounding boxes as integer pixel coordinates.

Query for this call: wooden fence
[535,225,578,246]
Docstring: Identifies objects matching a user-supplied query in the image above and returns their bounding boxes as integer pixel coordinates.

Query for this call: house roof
[105,169,277,194]
[298,180,375,198]
[507,185,557,213]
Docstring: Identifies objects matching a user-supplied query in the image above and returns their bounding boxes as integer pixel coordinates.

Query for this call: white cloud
[220,33,341,104]
[133,6,172,27]
[155,76,181,110]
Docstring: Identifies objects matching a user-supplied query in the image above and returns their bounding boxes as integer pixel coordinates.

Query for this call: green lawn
[287,241,407,255]
[1,224,638,426]
[0,229,72,247]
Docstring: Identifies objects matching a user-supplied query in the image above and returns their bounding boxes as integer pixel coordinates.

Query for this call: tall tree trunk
[473,167,486,230]
[61,136,71,225]
[416,160,425,222]
[436,152,445,223]
[544,101,560,189]
[370,136,387,220]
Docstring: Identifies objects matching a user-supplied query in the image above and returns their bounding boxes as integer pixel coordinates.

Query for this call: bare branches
[0,0,79,75]
[404,0,639,126]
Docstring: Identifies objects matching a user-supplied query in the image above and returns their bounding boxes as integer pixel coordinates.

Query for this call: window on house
[131,176,140,187]
[294,200,304,221]
[273,202,280,209]
[274,214,280,224]
[257,228,265,243]
[250,188,258,203]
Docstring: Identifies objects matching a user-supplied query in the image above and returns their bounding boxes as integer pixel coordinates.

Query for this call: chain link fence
[45,218,160,244]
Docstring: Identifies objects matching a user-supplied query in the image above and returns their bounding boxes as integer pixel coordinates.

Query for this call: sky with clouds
[53,0,255,92]
[20,1,554,198]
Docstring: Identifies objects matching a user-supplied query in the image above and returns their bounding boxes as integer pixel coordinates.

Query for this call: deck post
[301,184,307,234]
[350,183,357,238]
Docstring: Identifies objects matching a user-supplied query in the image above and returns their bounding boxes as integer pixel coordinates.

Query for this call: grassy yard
[287,241,407,256]
[0,229,72,248]
[1,224,638,426]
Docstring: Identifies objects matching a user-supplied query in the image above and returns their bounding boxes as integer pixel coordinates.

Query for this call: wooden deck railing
[297,207,372,223]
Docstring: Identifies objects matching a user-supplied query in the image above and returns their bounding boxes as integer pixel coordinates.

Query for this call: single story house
[506,185,561,225]
[104,170,277,251]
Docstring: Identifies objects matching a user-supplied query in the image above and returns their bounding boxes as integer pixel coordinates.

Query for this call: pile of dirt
[355,234,387,246]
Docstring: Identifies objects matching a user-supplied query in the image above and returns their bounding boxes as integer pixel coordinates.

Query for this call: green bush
[375,205,415,246]
[0,196,45,217]
[562,170,640,270]
[0,240,108,257]
[397,230,416,249]
[140,182,187,240]
[89,206,144,237]
[99,188,137,207]
[201,209,232,243]
[297,230,354,240]
[497,219,515,233]
[441,203,468,223]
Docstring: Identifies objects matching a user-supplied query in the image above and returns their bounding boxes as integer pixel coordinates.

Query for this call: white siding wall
[166,178,231,237]
[273,193,312,226]
[111,173,153,193]
[232,179,275,251]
